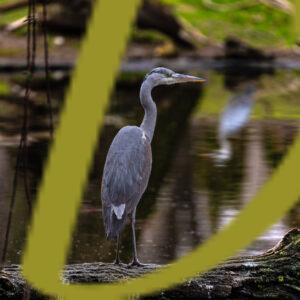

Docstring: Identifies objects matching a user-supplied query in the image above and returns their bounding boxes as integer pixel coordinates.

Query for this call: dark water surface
[0,67,299,265]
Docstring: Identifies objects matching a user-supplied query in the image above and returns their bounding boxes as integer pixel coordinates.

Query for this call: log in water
[0,228,299,299]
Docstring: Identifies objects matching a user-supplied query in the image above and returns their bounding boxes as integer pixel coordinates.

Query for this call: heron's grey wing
[101,126,152,216]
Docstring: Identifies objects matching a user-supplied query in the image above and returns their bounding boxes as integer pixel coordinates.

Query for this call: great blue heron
[101,67,205,266]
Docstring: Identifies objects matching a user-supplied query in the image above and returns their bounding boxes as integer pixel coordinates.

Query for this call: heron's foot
[128,259,145,268]
[113,260,127,267]
[113,258,122,265]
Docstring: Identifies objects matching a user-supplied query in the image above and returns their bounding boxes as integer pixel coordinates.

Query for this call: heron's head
[144,67,205,87]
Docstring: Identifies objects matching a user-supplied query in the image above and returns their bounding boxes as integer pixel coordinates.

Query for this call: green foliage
[163,0,296,47]
[0,0,296,47]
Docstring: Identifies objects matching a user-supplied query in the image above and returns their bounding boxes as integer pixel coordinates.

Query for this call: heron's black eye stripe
[144,68,174,81]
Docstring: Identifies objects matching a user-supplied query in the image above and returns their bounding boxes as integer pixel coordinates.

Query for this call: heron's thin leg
[114,234,121,265]
[132,213,138,262]
[129,210,144,267]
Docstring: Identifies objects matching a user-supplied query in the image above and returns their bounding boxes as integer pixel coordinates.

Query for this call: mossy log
[1,228,300,299]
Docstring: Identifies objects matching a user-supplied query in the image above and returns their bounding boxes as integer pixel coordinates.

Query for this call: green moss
[278,275,284,282]
[279,250,287,256]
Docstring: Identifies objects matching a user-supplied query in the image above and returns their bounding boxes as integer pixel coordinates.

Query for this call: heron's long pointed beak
[172,73,206,84]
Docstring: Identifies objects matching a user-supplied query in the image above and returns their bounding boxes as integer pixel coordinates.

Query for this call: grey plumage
[101,67,205,266]
[101,126,151,239]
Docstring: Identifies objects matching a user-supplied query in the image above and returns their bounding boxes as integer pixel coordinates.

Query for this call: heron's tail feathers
[104,204,127,240]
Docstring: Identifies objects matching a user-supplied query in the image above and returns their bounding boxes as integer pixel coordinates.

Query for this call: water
[0,67,299,266]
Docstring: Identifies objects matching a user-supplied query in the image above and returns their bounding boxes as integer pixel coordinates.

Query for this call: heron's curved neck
[140,79,157,142]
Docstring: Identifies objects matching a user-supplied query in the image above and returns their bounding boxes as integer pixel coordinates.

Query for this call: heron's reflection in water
[214,84,256,166]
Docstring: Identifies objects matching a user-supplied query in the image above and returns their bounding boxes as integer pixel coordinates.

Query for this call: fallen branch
[1,228,300,299]
[202,0,293,13]
[3,17,27,33]
[260,0,293,13]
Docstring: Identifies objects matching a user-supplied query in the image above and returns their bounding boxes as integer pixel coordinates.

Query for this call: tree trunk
[1,228,300,299]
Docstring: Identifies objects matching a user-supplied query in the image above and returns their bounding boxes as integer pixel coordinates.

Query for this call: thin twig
[42,0,54,137]
[1,0,36,270]
[0,137,23,265]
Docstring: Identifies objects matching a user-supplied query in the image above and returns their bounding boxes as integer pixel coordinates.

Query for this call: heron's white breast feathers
[142,131,147,141]
[112,204,126,220]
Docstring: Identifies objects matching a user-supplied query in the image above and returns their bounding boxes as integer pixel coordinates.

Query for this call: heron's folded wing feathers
[101,127,152,211]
